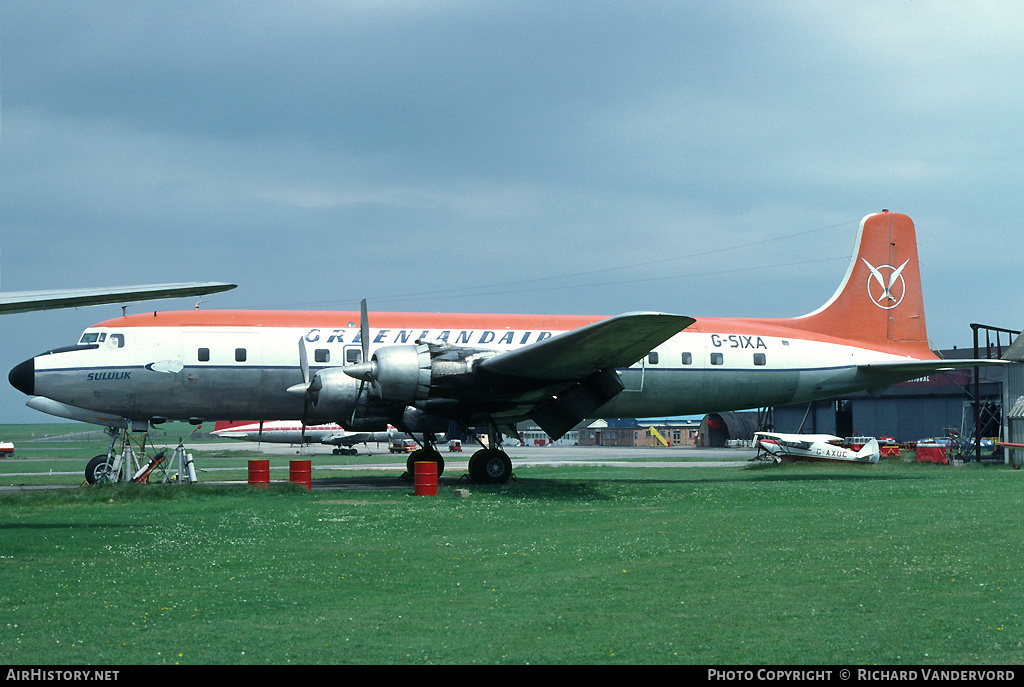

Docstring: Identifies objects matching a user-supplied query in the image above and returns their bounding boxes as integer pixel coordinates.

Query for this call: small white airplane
[9,211,1009,484]
[211,420,391,455]
[0,281,236,315]
[754,431,880,464]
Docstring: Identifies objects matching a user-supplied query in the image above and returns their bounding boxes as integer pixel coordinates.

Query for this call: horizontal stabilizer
[857,358,1011,397]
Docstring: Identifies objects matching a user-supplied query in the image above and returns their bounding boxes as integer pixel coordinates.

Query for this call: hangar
[772,327,1019,460]
[698,411,761,447]
[1000,332,1024,465]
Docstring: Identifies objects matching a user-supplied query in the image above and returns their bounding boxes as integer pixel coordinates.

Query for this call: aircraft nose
[9,357,35,396]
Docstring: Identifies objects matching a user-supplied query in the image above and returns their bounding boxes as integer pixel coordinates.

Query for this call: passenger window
[235,348,247,362]
[315,349,330,363]
[754,353,766,366]
[681,352,692,365]
[711,352,724,366]
[648,352,659,365]
[198,348,210,362]
[346,349,362,364]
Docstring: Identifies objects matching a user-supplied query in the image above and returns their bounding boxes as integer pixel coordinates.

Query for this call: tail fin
[793,211,931,357]
[856,438,881,463]
[213,420,253,432]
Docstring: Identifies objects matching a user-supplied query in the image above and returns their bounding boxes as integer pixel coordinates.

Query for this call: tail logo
[862,258,910,310]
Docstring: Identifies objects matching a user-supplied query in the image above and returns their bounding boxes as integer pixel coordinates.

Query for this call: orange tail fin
[793,211,931,357]
[213,420,256,431]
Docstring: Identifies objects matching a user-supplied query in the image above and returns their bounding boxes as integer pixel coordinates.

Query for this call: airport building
[576,418,701,447]
[771,346,1007,446]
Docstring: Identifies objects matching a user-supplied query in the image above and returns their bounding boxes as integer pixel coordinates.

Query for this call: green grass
[1,457,1022,665]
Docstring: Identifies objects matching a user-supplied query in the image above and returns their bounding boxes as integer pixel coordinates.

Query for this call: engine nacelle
[401,407,450,435]
[307,365,399,431]
[370,344,431,402]
[309,367,362,419]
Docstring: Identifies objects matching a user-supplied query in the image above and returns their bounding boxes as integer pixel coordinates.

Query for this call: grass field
[1,437,1022,665]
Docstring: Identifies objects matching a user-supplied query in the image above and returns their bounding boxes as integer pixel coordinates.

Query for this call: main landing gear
[465,422,514,484]
[467,448,512,484]
[407,445,446,478]
[401,426,514,484]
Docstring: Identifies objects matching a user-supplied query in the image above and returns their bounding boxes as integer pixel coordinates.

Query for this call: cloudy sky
[2,1,1022,422]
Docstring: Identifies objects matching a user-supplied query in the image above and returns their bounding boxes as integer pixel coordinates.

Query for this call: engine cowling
[307,367,388,430]
[372,344,431,401]
[308,367,361,418]
[343,344,432,402]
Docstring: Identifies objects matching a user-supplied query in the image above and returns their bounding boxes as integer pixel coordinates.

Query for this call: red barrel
[290,459,312,490]
[248,459,270,488]
[414,461,437,496]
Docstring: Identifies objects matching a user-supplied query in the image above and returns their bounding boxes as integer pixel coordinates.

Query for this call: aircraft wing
[25,396,129,429]
[0,282,236,315]
[479,312,694,381]
[477,312,694,439]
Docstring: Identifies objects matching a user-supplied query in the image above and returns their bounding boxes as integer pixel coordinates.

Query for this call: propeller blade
[360,299,370,364]
[299,337,310,385]
[347,298,375,428]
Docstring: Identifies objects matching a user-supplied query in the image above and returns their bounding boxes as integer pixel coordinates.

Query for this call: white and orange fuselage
[10,212,994,442]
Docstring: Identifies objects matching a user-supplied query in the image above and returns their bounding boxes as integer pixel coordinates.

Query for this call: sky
[1,1,1022,423]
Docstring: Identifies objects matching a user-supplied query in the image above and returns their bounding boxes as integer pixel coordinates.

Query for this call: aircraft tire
[85,454,116,485]
[407,448,444,478]
[468,449,512,484]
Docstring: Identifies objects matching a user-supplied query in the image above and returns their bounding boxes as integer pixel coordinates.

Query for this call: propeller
[345,299,377,426]
[287,300,375,429]
[286,337,321,436]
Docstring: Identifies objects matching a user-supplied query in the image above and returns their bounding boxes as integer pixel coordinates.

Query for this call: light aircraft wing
[0,282,236,315]
[322,432,371,446]
[479,312,694,381]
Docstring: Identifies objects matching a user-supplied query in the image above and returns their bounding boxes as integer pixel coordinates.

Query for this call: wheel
[407,448,444,477]
[85,454,117,485]
[468,448,512,484]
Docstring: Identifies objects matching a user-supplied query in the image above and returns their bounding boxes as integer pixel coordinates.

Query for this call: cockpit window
[109,334,125,348]
[79,332,100,344]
